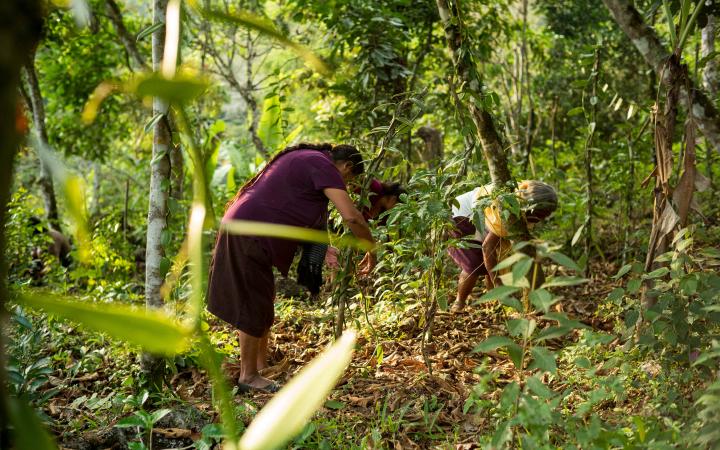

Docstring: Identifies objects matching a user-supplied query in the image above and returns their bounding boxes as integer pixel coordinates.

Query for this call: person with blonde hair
[448,180,558,312]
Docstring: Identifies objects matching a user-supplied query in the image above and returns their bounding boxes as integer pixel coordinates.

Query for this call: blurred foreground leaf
[8,395,57,450]
[238,331,356,450]
[222,220,374,251]
[20,293,191,355]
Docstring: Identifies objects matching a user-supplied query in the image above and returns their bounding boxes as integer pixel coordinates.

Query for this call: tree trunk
[584,50,601,278]
[415,126,443,167]
[0,1,44,444]
[435,0,512,185]
[602,0,720,153]
[701,14,718,97]
[24,53,60,230]
[142,0,171,390]
[105,0,147,71]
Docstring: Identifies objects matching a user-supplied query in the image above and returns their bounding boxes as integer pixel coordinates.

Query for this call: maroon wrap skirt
[447,216,488,276]
[207,232,275,338]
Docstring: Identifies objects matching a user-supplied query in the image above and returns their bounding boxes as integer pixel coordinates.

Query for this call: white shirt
[452,187,481,217]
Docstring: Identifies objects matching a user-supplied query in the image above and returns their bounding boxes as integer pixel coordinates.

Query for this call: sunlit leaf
[131,72,209,104]
[238,331,356,450]
[547,252,582,273]
[221,220,374,251]
[493,253,529,272]
[19,293,191,355]
[81,81,120,124]
[258,95,283,152]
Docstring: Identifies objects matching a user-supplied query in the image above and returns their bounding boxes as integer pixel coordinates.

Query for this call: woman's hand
[358,252,376,276]
[325,246,340,269]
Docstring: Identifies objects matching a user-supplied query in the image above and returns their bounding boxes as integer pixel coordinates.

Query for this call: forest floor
[26,259,697,449]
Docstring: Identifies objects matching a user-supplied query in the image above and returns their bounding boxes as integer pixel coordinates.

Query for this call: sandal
[237,381,281,394]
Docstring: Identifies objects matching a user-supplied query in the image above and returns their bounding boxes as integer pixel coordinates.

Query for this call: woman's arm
[482,231,503,288]
[323,188,376,273]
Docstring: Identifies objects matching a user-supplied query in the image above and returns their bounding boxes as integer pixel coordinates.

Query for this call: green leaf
[19,293,191,355]
[529,347,557,373]
[541,276,588,288]
[511,258,533,284]
[238,331,356,450]
[7,395,57,450]
[607,287,625,302]
[500,297,523,312]
[529,289,556,313]
[323,400,345,410]
[131,73,209,104]
[150,409,172,424]
[115,415,146,428]
[136,22,164,42]
[144,113,164,134]
[507,343,524,369]
[627,278,642,294]
[477,285,520,303]
[548,252,582,272]
[493,253,529,272]
[507,318,536,338]
[567,106,584,117]
[643,267,670,279]
[258,95,283,152]
[535,326,571,341]
[473,335,515,353]
[526,376,554,399]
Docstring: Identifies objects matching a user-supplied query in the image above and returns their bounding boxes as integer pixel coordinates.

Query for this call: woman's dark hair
[380,182,407,200]
[226,142,364,210]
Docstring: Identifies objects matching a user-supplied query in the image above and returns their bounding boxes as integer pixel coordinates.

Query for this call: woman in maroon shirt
[207,143,375,393]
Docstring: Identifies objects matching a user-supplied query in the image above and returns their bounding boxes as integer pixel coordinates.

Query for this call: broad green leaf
[7,395,57,450]
[221,220,374,251]
[613,263,632,279]
[238,331,356,450]
[131,73,209,104]
[643,267,670,279]
[627,278,642,294]
[548,252,582,273]
[477,285,520,302]
[196,7,328,75]
[507,318,536,338]
[607,287,625,302]
[473,335,515,353]
[526,375,554,399]
[567,106,584,117]
[493,253,528,272]
[529,346,557,373]
[535,326,571,341]
[20,293,191,355]
[511,258,533,284]
[323,400,345,410]
[500,297,523,312]
[541,276,588,288]
[529,289,556,313]
[258,95,283,152]
[507,343,524,369]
